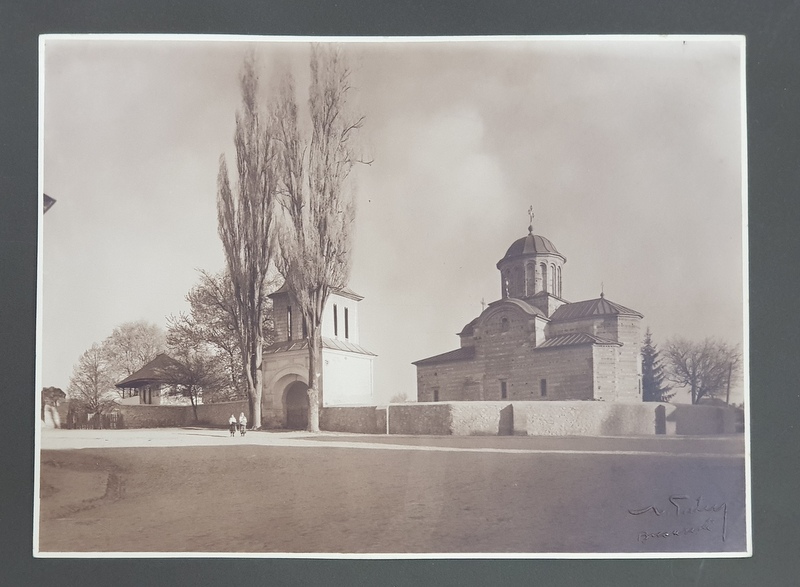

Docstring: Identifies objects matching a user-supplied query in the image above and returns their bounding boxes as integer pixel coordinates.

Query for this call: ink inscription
[628,495,728,543]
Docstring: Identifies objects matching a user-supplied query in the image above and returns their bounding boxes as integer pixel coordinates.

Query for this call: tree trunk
[306,330,321,432]
[249,337,264,429]
[190,389,198,422]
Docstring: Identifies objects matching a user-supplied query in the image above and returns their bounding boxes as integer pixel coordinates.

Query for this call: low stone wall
[317,401,741,437]
[525,402,661,436]
[114,404,193,428]
[671,403,737,435]
[195,400,249,427]
[115,400,248,429]
[450,402,514,435]
[387,403,452,435]
[320,406,385,434]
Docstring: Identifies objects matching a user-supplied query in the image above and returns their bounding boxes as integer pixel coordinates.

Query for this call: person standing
[238,412,248,436]
[228,414,237,437]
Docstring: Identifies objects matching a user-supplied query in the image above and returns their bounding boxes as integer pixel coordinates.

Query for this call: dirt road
[37,428,747,555]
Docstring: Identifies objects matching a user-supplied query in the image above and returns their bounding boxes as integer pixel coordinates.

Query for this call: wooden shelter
[115,353,188,405]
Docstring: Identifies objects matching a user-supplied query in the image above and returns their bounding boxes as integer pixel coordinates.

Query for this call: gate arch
[284,380,309,430]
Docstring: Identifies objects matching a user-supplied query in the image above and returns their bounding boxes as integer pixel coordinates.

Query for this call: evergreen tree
[641,327,673,402]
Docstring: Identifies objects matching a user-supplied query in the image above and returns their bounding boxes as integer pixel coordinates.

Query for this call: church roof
[549,295,643,322]
[263,336,376,356]
[115,353,188,388]
[458,318,479,336]
[536,332,621,349]
[268,282,364,301]
[498,232,565,266]
[412,346,476,366]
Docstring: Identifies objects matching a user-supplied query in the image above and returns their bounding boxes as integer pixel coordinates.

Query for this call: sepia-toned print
[37,35,748,557]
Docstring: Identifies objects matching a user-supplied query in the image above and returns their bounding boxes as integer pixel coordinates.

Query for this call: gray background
[2,0,798,585]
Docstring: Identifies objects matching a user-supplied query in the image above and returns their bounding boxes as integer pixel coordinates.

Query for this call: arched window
[287,306,293,341]
[557,266,562,297]
[526,263,535,296]
[549,263,556,294]
[540,263,548,293]
[501,317,510,332]
[333,304,338,336]
[502,270,511,298]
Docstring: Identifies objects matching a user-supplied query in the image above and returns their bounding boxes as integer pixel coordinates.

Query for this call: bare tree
[67,343,117,415]
[101,320,166,396]
[663,337,742,405]
[216,55,279,428]
[275,45,365,432]
[160,347,227,421]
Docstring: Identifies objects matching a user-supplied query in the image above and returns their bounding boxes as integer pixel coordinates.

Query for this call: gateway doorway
[284,381,309,430]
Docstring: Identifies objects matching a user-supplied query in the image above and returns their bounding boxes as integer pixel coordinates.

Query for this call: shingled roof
[412,346,476,366]
[535,332,621,349]
[549,295,643,322]
[263,337,376,356]
[115,353,188,388]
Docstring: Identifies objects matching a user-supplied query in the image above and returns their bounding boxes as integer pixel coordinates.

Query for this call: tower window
[540,379,547,397]
[344,307,349,339]
[541,263,548,293]
[500,380,508,399]
[557,266,562,297]
[302,316,308,338]
[433,388,440,402]
[501,317,509,333]
[333,304,338,336]
[287,306,293,341]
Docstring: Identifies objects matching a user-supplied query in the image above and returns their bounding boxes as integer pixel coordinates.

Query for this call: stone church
[413,219,644,403]
[260,283,376,429]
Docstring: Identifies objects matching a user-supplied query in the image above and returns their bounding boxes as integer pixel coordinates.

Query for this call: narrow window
[540,379,547,397]
[344,307,349,339]
[333,304,338,336]
[287,306,293,341]
[433,388,439,402]
[500,380,508,399]
[540,263,548,293]
[302,316,308,339]
[557,266,562,297]
[501,317,510,333]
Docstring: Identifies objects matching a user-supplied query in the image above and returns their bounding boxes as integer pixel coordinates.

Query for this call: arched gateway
[284,380,309,430]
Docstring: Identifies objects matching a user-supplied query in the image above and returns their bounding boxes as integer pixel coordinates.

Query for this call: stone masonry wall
[322,401,740,437]
[320,406,384,434]
[115,400,248,429]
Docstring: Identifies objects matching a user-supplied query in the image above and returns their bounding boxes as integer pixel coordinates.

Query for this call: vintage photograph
[36,35,748,556]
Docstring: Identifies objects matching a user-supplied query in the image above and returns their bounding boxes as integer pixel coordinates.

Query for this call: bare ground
[37,432,747,555]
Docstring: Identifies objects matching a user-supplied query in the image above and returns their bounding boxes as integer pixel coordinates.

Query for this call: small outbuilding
[115,353,188,405]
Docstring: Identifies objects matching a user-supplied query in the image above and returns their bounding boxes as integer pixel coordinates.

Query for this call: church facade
[261,284,376,429]
[413,222,643,403]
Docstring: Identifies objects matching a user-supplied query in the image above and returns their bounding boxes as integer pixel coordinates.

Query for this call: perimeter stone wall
[319,401,740,437]
[114,400,248,429]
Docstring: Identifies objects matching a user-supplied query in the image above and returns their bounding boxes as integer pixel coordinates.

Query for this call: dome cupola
[496,208,566,300]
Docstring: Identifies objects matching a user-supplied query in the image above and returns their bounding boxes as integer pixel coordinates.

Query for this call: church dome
[499,232,565,264]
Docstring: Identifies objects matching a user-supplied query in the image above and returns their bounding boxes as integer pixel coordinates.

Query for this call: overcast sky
[40,36,746,404]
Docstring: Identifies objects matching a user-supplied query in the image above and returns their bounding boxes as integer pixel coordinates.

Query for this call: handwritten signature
[628,495,728,542]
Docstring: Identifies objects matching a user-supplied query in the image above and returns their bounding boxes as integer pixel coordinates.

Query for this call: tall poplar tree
[275,45,365,432]
[216,55,279,428]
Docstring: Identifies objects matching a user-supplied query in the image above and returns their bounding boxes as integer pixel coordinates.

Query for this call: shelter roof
[115,354,188,388]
